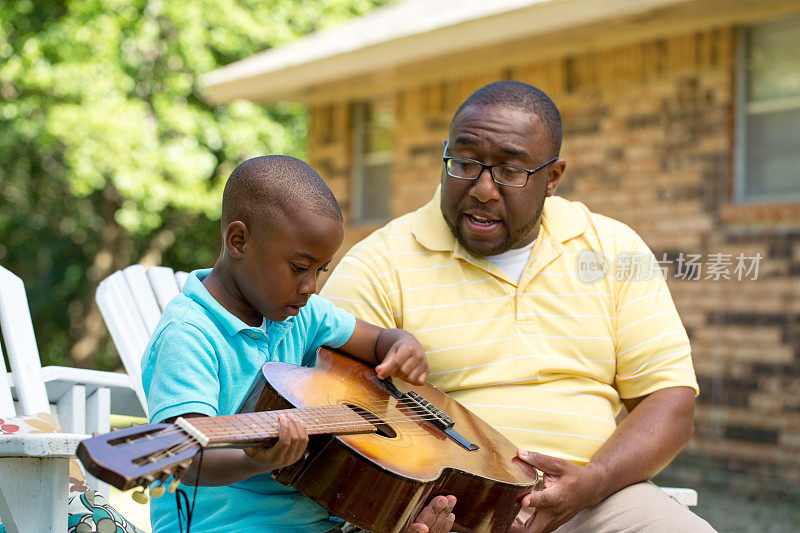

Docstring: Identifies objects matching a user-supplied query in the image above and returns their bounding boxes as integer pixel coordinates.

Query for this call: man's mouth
[464,213,501,234]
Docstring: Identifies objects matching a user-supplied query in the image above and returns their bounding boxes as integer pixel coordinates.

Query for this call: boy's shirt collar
[184,269,294,343]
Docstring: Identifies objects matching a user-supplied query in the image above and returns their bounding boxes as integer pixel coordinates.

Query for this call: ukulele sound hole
[345,404,397,439]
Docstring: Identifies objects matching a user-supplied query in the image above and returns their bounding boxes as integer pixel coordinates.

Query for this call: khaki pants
[516,482,716,533]
[340,482,715,532]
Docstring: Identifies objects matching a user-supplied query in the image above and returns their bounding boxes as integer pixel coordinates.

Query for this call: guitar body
[239,348,540,533]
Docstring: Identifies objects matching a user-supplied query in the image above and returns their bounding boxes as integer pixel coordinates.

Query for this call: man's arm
[513,386,695,533]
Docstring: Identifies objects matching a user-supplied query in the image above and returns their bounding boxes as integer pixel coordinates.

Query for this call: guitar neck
[176,405,376,448]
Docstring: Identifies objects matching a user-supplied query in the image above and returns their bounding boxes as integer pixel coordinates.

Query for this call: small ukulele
[77,348,541,532]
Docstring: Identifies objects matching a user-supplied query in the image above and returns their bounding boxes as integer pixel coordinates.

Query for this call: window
[736,16,800,202]
[352,99,393,222]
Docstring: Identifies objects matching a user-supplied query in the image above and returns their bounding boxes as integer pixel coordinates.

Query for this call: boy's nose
[299,275,316,295]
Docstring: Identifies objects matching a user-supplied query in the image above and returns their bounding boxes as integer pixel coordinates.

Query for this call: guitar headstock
[77,422,201,494]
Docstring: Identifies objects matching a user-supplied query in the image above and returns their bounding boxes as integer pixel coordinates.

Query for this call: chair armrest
[39,366,146,417]
[659,486,698,507]
[0,433,88,458]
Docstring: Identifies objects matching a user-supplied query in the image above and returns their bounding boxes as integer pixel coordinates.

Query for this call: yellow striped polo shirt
[321,190,699,464]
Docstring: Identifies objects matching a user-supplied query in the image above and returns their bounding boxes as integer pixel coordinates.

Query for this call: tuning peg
[132,488,149,504]
[150,482,166,498]
[168,478,181,493]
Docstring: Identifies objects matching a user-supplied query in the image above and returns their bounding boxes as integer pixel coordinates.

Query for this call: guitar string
[154,397,453,436]
[148,411,450,444]
[168,410,452,435]
[134,410,455,466]
[129,397,460,467]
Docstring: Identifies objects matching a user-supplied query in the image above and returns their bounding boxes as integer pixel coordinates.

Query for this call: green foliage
[0,0,391,368]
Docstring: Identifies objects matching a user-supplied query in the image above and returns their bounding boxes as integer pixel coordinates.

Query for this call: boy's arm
[338,318,429,385]
[164,412,308,486]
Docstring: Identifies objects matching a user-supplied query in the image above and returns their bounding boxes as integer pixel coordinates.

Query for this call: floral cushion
[0,412,144,533]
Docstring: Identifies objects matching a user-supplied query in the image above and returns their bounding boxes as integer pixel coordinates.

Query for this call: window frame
[351,99,393,224]
[733,19,800,205]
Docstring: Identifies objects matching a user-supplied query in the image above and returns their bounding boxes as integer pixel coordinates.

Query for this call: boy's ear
[224,221,249,259]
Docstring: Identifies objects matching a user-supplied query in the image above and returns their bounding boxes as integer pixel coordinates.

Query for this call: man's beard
[442,200,545,257]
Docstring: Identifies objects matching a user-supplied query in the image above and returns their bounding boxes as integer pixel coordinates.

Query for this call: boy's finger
[400,355,425,376]
[375,351,402,378]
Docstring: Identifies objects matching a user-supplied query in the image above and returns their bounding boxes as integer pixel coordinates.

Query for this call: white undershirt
[486,239,536,283]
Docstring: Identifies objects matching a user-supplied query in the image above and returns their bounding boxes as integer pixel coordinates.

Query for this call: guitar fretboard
[181,406,376,446]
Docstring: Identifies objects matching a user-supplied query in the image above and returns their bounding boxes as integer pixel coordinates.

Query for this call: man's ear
[224,221,249,259]
[546,158,566,197]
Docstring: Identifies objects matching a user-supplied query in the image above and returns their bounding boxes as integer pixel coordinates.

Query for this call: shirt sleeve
[613,235,699,399]
[300,294,357,366]
[141,322,220,423]
[319,254,398,330]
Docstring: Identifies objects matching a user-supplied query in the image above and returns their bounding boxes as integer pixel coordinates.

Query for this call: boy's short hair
[221,155,342,235]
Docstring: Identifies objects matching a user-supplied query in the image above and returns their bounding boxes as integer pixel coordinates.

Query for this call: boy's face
[238,210,344,322]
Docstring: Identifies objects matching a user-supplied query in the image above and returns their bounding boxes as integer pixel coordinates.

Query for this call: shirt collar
[183,269,294,341]
[410,186,588,253]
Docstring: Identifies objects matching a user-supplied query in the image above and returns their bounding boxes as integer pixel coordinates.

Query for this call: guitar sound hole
[345,404,397,439]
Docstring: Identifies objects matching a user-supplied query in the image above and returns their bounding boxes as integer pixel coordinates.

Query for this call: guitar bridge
[375,378,479,451]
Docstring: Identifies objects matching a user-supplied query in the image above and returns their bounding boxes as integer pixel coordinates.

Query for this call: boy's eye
[291,263,308,272]
[317,266,329,273]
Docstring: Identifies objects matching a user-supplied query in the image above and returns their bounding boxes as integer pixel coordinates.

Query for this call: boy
[141,155,436,533]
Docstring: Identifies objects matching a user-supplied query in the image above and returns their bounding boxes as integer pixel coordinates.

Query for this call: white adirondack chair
[95,265,189,416]
[0,266,144,432]
[0,265,148,531]
[0,269,89,532]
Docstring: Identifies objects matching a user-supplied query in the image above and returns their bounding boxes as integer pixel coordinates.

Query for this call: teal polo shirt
[141,269,356,533]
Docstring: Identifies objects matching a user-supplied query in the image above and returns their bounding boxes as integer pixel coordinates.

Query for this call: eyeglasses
[442,140,557,188]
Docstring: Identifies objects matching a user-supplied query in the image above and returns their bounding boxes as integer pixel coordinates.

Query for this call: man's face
[440,104,564,256]
[238,210,344,322]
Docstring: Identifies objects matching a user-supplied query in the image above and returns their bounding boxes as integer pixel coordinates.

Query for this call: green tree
[0,0,392,369]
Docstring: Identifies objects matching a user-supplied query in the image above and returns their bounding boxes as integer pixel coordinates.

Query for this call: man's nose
[469,167,501,203]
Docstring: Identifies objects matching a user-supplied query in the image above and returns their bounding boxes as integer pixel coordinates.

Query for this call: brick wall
[309,27,800,495]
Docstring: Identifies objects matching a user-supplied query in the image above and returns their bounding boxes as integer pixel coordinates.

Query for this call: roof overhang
[201,0,800,104]
[200,0,694,104]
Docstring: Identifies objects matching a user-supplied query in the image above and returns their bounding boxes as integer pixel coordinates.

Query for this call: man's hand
[244,413,308,472]
[510,450,601,533]
[375,329,429,385]
[407,495,457,533]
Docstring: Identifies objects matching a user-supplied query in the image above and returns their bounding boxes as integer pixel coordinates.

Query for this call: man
[321,81,713,532]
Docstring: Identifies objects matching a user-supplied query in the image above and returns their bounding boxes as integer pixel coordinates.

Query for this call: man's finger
[522,489,550,509]
[517,450,568,474]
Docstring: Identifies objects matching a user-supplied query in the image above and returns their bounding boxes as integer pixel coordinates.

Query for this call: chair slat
[95,272,151,414]
[0,344,16,416]
[175,271,189,290]
[122,265,161,336]
[146,266,180,311]
[0,267,50,415]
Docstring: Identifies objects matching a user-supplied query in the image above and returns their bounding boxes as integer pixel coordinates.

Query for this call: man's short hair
[221,155,342,235]
[452,81,563,156]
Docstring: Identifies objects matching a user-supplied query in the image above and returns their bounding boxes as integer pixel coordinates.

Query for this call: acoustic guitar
[77,348,541,532]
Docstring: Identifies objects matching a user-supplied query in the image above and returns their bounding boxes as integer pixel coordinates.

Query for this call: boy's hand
[407,495,457,533]
[376,329,429,385]
[244,413,308,472]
